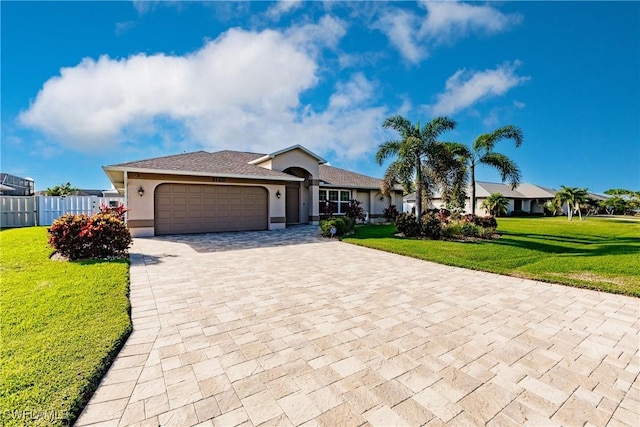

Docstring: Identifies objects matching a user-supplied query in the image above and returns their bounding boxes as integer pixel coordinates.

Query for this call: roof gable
[248,145,327,165]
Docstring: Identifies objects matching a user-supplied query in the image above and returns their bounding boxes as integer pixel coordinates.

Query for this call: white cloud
[375,9,425,63]
[425,61,530,116]
[19,18,386,160]
[115,21,136,36]
[285,15,346,55]
[513,100,526,109]
[131,0,183,15]
[266,0,304,20]
[419,0,522,44]
[376,1,521,63]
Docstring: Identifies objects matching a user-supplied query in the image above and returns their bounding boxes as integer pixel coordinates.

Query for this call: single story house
[103,145,403,237]
[403,181,558,215]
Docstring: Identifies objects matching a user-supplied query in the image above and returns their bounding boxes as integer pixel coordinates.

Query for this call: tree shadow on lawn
[497,231,637,245]
[494,233,639,257]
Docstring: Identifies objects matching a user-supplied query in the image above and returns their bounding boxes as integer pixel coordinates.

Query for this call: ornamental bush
[396,210,498,240]
[320,217,350,237]
[344,199,366,222]
[48,214,91,260]
[48,211,132,260]
[395,213,421,237]
[474,215,498,229]
[421,213,442,239]
[383,205,400,222]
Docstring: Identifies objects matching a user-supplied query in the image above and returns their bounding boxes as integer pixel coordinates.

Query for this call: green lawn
[0,227,131,426]
[344,217,640,297]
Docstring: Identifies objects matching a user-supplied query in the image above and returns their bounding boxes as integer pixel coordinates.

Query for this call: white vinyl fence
[1,196,36,228]
[0,196,125,228]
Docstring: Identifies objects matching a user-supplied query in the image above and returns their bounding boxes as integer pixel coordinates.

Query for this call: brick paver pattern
[76,226,639,426]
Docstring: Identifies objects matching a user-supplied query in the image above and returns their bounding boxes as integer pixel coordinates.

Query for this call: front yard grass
[343,217,640,297]
[0,227,131,426]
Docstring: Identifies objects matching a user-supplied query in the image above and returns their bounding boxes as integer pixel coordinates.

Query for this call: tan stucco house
[103,145,403,237]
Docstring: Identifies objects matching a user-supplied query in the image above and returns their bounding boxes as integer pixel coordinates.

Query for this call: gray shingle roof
[108,150,296,180]
[108,149,387,189]
[404,182,558,201]
[319,164,382,189]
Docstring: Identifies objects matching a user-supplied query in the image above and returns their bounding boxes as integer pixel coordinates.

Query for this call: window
[319,189,351,214]
[514,199,522,211]
[108,200,120,208]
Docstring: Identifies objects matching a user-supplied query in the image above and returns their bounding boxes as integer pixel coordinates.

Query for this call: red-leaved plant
[48,210,132,260]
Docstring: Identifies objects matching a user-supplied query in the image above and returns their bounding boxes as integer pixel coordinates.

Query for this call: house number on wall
[212,177,226,182]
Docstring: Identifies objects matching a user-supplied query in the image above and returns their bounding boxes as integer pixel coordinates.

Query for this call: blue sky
[2,1,638,194]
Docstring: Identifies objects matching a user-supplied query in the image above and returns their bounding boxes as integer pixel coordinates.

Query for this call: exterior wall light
[276,190,281,199]
[138,186,145,197]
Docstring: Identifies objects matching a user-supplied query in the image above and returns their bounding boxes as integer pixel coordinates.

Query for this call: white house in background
[403,181,558,215]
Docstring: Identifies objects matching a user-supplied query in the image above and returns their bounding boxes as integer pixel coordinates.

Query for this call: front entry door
[285,182,300,224]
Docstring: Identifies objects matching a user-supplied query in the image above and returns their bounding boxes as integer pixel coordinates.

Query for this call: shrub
[475,215,498,229]
[442,223,462,239]
[342,216,355,234]
[99,204,128,221]
[461,222,480,237]
[344,199,366,222]
[87,213,132,258]
[48,211,132,260]
[477,226,496,239]
[48,214,91,260]
[320,201,335,217]
[395,213,421,237]
[421,213,442,239]
[320,217,346,237]
[383,205,400,222]
[510,210,529,217]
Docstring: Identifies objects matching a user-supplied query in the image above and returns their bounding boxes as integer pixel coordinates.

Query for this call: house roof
[248,145,327,165]
[319,164,384,189]
[104,148,388,192]
[107,150,298,180]
[76,189,106,197]
[403,181,558,201]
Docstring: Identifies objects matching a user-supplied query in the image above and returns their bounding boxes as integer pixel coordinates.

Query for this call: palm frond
[375,140,402,165]
[422,116,457,142]
[382,115,413,135]
[473,125,523,152]
[480,152,522,188]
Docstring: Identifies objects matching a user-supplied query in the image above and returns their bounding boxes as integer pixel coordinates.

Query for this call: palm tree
[553,186,589,221]
[46,182,79,196]
[447,125,523,214]
[376,115,457,219]
[480,193,510,217]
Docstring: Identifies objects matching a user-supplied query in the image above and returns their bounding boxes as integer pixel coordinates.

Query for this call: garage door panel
[154,184,267,235]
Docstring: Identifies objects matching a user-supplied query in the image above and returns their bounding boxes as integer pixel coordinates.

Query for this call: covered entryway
[154,184,267,235]
[283,167,312,225]
[285,181,300,224]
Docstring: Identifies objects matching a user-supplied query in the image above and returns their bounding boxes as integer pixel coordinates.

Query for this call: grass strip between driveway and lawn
[0,227,131,426]
[343,217,640,297]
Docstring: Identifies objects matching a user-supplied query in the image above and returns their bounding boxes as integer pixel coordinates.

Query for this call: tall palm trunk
[415,155,422,220]
[470,162,476,215]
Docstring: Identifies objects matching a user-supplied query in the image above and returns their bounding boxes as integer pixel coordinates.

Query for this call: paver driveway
[77,226,639,426]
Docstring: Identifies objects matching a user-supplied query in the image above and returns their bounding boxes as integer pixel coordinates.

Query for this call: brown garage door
[154,184,268,235]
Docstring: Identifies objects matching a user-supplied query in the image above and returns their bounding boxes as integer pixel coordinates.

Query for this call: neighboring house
[35,189,118,197]
[0,173,34,196]
[404,181,559,215]
[103,145,403,237]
